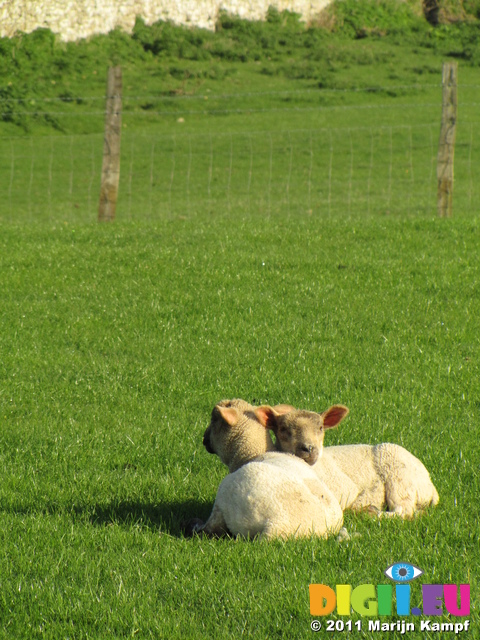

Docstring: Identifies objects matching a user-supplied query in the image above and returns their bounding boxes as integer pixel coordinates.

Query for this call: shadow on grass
[1,499,214,538]
[84,499,214,537]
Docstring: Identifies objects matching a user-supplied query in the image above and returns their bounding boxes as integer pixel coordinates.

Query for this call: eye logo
[385,563,423,582]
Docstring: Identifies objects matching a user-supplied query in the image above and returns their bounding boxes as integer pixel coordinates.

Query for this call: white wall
[0,0,332,41]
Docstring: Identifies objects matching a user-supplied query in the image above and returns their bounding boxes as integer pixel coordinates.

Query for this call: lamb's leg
[183,504,230,538]
[258,521,292,541]
[374,464,425,519]
[371,444,417,518]
[383,467,418,519]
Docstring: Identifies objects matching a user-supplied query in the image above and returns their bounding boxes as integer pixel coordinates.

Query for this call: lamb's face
[273,405,350,466]
[275,411,325,465]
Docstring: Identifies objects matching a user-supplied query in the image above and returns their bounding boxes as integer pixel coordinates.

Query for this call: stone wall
[0,0,332,41]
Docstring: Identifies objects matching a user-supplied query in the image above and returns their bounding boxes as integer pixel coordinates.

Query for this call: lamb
[184,399,343,540]
[255,404,439,519]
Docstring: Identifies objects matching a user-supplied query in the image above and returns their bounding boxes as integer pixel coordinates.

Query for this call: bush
[464,0,480,18]
[327,0,427,38]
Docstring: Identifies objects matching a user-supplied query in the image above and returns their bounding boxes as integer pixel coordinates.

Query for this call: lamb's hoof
[336,527,362,543]
[181,518,205,537]
[378,510,399,519]
[336,527,350,542]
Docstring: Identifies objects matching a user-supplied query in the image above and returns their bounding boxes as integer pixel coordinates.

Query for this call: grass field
[1,217,479,638]
[1,40,479,222]
[1,3,479,638]
[1,5,480,223]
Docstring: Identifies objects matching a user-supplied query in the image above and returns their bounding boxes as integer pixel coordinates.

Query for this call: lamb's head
[254,404,349,465]
[203,399,276,472]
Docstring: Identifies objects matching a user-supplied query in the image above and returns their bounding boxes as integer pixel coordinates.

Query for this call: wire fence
[1,84,479,223]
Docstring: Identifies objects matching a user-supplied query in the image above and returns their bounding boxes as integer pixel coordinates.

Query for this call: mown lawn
[0,216,478,638]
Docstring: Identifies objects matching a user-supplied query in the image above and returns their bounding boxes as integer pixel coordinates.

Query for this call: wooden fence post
[437,61,457,218]
[98,66,122,222]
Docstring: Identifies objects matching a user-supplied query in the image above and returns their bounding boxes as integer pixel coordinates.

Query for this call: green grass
[0,217,479,638]
[1,6,480,223]
[0,4,479,637]
[2,108,480,222]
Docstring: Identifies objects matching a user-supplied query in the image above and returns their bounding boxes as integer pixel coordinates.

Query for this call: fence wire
[0,86,479,222]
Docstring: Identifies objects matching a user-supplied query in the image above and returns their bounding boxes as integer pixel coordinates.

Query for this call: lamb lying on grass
[184,399,343,540]
[256,404,439,519]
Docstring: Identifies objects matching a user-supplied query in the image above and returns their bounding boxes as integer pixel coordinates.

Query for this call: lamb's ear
[216,405,239,427]
[321,405,349,429]
[254,406,279,429]
[272,404,295,415]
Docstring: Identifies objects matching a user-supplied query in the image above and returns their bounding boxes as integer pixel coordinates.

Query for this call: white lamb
[184,399,343,540]
[255,404,439,519]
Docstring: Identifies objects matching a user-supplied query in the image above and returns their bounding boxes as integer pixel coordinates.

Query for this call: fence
[0,78,479,223]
